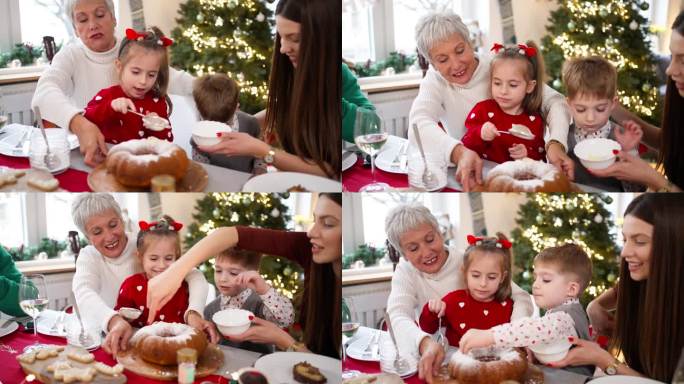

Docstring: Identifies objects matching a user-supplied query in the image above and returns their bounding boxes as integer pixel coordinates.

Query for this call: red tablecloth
[0,155,91,192]
[343,356,423,384]
[342,158,458,192]
[0,325,225,384]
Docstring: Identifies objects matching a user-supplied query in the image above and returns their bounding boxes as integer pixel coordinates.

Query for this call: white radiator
[1,82,37,125]
[44,272,74,311]
[342,280,391,329]
[368,88,418,139]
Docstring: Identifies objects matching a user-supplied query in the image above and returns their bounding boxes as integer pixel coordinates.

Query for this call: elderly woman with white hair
[71,193,216,356]
[31,0,194,166]
[409,11,575,190]
[385,203,533,383]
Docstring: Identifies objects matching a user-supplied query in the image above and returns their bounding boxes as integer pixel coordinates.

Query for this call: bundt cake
[447,348,528,384]
[480,159,573,192]
[130,322,207,365]
[106,137,189,188]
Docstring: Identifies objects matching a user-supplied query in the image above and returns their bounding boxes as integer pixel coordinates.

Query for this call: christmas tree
[510,194,620,306]
[184,193,304,302]
[541,0,661,123]
[170,0,275,113]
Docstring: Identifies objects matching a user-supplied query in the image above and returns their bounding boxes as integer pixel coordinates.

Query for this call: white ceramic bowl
[192,120,233,146]
[118,307,142,321]
[213,308,253,336]
[573,138,622,170]
[528,338,572,364]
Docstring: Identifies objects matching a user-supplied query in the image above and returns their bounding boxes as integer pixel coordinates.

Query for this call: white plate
[0,124,79,157]
[242,172,342,192]
[0,319,19,338]
[589,376,665,383]
[342,151,357,172]
[346,328,381,362]
[254,351,342,384]
[35,309,78,338]
[375,136,409,174]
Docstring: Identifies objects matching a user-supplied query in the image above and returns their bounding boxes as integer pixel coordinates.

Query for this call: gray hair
[65,0,116,23]
[71,193,123,235]
[415,11,472,60]
[385,203,440,253]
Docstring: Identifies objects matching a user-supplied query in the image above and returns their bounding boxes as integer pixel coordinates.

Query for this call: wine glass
[342,297,361,379]
[19,274,50,352]
[0,93,8,131]
[354,108,389,192]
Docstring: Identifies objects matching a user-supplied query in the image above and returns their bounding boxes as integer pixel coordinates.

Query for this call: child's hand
[615,120,643,152]
[427,299,446,318]
[186,311,219,344]
[459,328,495,354]
[111,98,136,114]
[508,144,527,160]
[481,122,500,141]
[235,270,271,295]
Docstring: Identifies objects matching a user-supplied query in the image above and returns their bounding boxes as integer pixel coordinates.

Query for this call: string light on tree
[510,194,621,305]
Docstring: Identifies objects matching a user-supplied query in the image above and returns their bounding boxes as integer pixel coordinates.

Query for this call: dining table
[343,326,592,384]
[0,322,263,384]
[0,125,252,192]
[343,135,605,193]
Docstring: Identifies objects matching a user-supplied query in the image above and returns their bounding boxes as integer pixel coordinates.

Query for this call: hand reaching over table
[70,115,107,167]
[198,131,270,158]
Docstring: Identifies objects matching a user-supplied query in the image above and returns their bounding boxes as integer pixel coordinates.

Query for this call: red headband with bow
[139,220,183,232]
[490,42,537,58]
[466,234,512,249]
[125,28,173,47]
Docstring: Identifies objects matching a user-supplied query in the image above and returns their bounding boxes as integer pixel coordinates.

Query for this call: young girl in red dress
[115,216,208,330]
[461,42,547,163]
[84,27,174,145]
[419,234,514,346]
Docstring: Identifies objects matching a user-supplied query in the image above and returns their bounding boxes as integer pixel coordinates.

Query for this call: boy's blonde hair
[534,243,593,291]
[562,56,617,100]
[193,74,240,123]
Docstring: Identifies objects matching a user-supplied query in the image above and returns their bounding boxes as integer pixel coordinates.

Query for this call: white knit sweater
[408,54,571,165]
[31,38,195,130]
[72,232,208,332]
[386,244,534,356]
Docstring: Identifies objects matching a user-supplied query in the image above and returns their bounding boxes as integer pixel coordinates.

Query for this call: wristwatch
[263,147,276,165]
[605,358,622,375]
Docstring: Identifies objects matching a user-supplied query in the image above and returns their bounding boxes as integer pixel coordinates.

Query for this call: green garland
[0,43,44,68]
[351,52,416,78]
[8,237,89,262]
[342,244,386,269]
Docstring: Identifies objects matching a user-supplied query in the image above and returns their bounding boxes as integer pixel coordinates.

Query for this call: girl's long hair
[612,194,684,381]
[658,11,684,188]
[265,0,340,179]
[490,41,546,117]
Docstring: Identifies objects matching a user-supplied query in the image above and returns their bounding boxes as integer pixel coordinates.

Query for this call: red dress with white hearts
[419,289,513,346]
[461,99,546,163]
[115,273,188,327]
[83,85,173,145]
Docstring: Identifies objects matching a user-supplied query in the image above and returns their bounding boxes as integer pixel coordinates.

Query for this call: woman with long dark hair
[551,194,684,382]
[145,193,342,358]
[198,0,340,179]
[594,11,684,191]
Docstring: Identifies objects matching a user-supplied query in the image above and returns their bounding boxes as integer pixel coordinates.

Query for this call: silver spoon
[436,315,448,354]
[411,123,437,189]
[34,107,60,170]
[128,108,170,131]
[498,124,535,140]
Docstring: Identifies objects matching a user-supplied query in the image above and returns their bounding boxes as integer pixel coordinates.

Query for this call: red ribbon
[467,234,512,249]
[517,43,537,58]
[138,220,183,232]
[125,28,173,47]
[490,43,504,54]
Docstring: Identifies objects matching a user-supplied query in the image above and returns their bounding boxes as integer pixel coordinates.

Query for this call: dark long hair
[266,0,341,179]
[612,194,684,382]
[302,193,341,358]
[658,11,684,188]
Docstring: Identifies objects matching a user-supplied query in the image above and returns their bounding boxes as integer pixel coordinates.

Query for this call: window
[0,194,26,249]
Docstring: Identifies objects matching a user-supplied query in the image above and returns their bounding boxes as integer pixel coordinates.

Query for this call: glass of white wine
[342,297,361,379]
[354,108,389,192]
[19,274,50,352]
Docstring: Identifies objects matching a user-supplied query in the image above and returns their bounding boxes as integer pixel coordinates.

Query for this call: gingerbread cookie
[27,170,60,191]
[94,362,124,376]
[53,366,96,383]
[67,351,95,363]
[47,360,72,372]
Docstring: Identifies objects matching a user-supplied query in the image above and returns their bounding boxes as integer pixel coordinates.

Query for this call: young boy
[192,74,262,173]
[204,248,294,354]
[562,56,645,191]
[459,244,595,376]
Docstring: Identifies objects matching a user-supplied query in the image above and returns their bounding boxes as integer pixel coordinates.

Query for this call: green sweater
[0,246,25,316]
[342,63,375,143]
